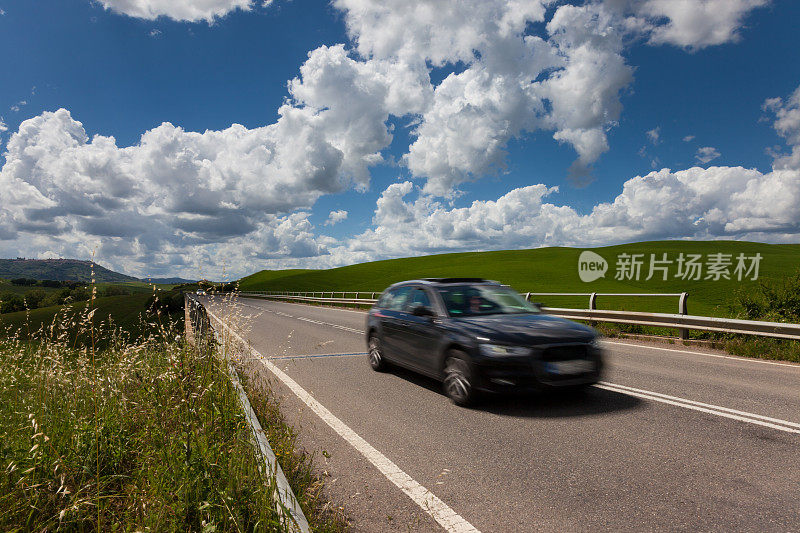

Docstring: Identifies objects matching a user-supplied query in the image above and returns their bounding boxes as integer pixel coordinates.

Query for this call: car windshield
[437,285,540,317]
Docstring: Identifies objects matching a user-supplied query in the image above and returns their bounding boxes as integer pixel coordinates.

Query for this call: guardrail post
[679,292,689,341]
[589,292,597,326]
[525,292,531,301]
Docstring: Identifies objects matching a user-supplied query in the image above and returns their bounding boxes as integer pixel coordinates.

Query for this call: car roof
[387,278,500,289]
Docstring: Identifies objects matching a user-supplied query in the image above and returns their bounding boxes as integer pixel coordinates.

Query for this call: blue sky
[0,0,798,278]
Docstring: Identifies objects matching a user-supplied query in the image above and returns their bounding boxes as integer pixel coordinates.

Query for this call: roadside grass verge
[0,316,288,530]
[238,370,350,532]
[594,322,800,363]
[593,269,800,363]
[199,294,350,532]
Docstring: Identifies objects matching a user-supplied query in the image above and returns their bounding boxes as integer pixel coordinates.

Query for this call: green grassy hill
[238,241,800,317]
[236,268,314,288]
[0,258,137,282]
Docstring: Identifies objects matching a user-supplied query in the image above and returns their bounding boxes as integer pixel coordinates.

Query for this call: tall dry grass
[0,288,287,530]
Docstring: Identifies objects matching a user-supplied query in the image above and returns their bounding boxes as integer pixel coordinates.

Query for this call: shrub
[147,289,186,314]
[730,269,800,323]
[0,294,25,314]
[100,285,131,297]
[24,288,47,309]
[10,278,37,286]
[722,269,800,362]
[221,281,238,292]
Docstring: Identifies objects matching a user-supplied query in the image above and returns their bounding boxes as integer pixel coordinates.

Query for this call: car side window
[404,288,431,312]
[382,286,412,311]
[375,291,391,308]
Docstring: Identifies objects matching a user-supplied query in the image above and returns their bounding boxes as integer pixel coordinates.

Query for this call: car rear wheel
[368,335,388,371]
[443,352,477,406]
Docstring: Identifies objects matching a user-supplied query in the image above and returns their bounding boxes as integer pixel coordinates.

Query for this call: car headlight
[479,344,531,357]
[590,337,602,349]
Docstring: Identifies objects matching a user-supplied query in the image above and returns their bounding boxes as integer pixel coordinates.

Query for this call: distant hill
[238,241,800,318]
[0,259,137,283]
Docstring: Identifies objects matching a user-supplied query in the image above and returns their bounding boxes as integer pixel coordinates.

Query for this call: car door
[377,285,412,360]
[397,287,442,374]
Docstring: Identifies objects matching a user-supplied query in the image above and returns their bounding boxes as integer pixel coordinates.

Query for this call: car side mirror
[412,304,435,317]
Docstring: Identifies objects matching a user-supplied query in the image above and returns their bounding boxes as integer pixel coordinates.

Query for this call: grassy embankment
[0,294,152,340]
[0,290,349,531]
[239,241,800,362]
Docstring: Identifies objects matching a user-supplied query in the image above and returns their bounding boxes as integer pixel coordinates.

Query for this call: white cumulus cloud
[308,87,800,267]
[322,162,799,266]
[325,210,348,226]
[695,146,721,164]
[90,0,770,195]
[334,0,635,192]
[629,0,769,49]
[96,0,254,23]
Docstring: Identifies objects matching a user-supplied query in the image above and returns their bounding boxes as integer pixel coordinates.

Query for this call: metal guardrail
[543,308,800,341]
[185,294,311,533]
[238,291,800,342]
[240,290,687,312]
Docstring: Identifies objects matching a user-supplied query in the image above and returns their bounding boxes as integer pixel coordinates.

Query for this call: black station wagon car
[365,278,603,405]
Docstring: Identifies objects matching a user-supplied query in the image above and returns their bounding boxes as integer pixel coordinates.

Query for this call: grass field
[0,293,154,340]
[238,241,800,317]
[0,279,171,295]
[0,278,60,296]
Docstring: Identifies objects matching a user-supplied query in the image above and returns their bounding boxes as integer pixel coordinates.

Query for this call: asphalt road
[204,296,800,533]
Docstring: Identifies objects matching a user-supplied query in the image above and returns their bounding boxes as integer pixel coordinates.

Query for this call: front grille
[541,344,588,361]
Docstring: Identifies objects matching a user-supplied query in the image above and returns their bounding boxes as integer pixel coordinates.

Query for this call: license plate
[548,360,594,374]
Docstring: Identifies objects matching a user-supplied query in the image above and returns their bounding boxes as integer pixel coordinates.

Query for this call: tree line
[0,284,132,314]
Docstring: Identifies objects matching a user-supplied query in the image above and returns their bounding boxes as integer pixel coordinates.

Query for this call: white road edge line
[228,301,800,435]
[204,305,481,533]
[597,382,800,434]
[240,297,369,315]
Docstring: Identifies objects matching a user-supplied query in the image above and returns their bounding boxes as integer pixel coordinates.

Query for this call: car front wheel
[368,335,388,371]
[443,352,477,406]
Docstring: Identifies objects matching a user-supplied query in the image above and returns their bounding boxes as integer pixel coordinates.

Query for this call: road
[204,296,800,532]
